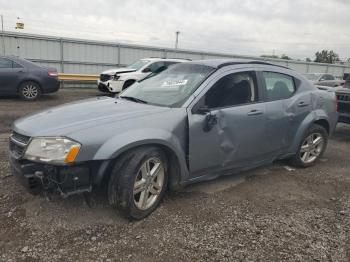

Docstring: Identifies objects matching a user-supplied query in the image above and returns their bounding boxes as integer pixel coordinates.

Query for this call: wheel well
[122,79,136,90]
[314,119,330,134]
[17,80,42,93]
[98,144,182,191]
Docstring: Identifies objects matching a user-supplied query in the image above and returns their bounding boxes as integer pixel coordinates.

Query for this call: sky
[1,0,349,60]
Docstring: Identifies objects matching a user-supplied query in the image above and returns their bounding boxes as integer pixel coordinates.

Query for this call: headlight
[113,74,120,80]
[24,137,81,164]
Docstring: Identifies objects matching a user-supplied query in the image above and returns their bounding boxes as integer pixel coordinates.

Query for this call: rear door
[259,71,311,153]
[0,58,25,94]
[188,70,268,176]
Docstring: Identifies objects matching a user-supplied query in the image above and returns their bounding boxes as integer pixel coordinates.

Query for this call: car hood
[334,86,350,93]
[12,97,170,137]
[101,68,136,75]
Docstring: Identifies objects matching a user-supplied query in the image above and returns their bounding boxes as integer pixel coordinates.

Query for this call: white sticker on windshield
[161,79,188,87]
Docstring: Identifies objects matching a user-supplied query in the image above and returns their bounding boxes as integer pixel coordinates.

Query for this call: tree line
[261,50,348,64]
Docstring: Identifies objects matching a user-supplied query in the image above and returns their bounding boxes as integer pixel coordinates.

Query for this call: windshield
[127,59,150,70]
[302,73,321,81]
[119,63,215,107]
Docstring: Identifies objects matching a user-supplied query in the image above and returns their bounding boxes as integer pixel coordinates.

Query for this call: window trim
[12,61,24,69]
[259,71,297,102]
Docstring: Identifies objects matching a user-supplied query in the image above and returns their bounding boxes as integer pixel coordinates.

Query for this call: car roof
[304,73,329,75]
[141,57,191,62]
[184,59,289,69]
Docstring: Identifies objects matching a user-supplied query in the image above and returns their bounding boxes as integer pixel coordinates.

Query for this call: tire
[122,80,136,90]
[289,124,328,168]
[108,147,168,220]
[19,81,41,100]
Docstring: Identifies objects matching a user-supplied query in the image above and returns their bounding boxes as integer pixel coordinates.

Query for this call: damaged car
[9,59,338,220]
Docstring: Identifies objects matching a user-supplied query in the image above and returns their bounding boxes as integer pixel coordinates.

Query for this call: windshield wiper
[119,96,148,104]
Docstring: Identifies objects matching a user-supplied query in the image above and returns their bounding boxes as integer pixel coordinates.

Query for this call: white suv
[97,58,188,93]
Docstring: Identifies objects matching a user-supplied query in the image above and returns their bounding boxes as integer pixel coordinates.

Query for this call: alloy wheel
[22,84,38,99]
[133,157,165,210]
[300,133,324,164]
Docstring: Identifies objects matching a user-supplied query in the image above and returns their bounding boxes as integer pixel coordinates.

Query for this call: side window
[323,74,335,81]
[204,71,258,109]
[262,72,295,101]
[148,62,165,73]
[0,58,13,69]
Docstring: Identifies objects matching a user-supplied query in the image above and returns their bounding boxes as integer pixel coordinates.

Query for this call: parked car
[302,73,344,87]
[9,59,338,220]
[97,58,189,93]
[335,85,350,123]
[0,56,60,100]
[343,73,350,89]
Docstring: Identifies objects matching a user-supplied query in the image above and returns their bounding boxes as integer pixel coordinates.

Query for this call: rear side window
[0,58,13,68]
[262,72,296,101]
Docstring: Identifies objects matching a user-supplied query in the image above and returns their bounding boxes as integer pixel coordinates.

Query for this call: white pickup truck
[98,58,188,93]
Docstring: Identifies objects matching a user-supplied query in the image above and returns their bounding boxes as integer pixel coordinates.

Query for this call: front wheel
[289,124,328,168]
[108,147,168,220]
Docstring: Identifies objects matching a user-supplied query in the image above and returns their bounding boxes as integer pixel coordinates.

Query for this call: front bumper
[97,80,124,93]
[9,156,93,197]
[97,80,110,93]
[338,113,350,124]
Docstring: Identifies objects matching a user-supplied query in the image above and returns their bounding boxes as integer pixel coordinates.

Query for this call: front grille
[9,132,30,159]
[100,74,112,82]
[337,93,350,102]
[12,132,30,144]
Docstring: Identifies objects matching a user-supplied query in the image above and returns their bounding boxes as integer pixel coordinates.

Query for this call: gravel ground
[0,89,349,261]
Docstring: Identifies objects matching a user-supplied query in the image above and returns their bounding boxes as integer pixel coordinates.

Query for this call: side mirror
[320,78,325,81]
[196,105,210,115]
[142,67,152,73]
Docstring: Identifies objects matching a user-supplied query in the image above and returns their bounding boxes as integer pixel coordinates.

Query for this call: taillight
[48,71,58,77]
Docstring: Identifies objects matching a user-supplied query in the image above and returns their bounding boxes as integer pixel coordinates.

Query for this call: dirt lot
[0,89,349,261]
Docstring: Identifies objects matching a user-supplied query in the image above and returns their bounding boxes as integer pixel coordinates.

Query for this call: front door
[188,70,268,176]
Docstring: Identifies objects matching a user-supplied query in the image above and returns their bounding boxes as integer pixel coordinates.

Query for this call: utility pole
[1,14,5,55]
[175,31,180,49]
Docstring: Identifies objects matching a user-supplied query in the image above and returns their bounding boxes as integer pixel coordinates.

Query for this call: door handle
[247,109,263,116]
[298,101,309,107]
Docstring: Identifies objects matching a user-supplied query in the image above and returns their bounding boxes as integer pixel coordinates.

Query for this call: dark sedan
[0,56,60,100]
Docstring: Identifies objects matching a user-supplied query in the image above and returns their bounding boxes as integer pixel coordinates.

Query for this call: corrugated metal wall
[1,31,349,76]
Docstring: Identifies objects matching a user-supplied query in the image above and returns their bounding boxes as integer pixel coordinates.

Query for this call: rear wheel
[108,147,168,220]
[289,124,328,168]
[19,81,41,100]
